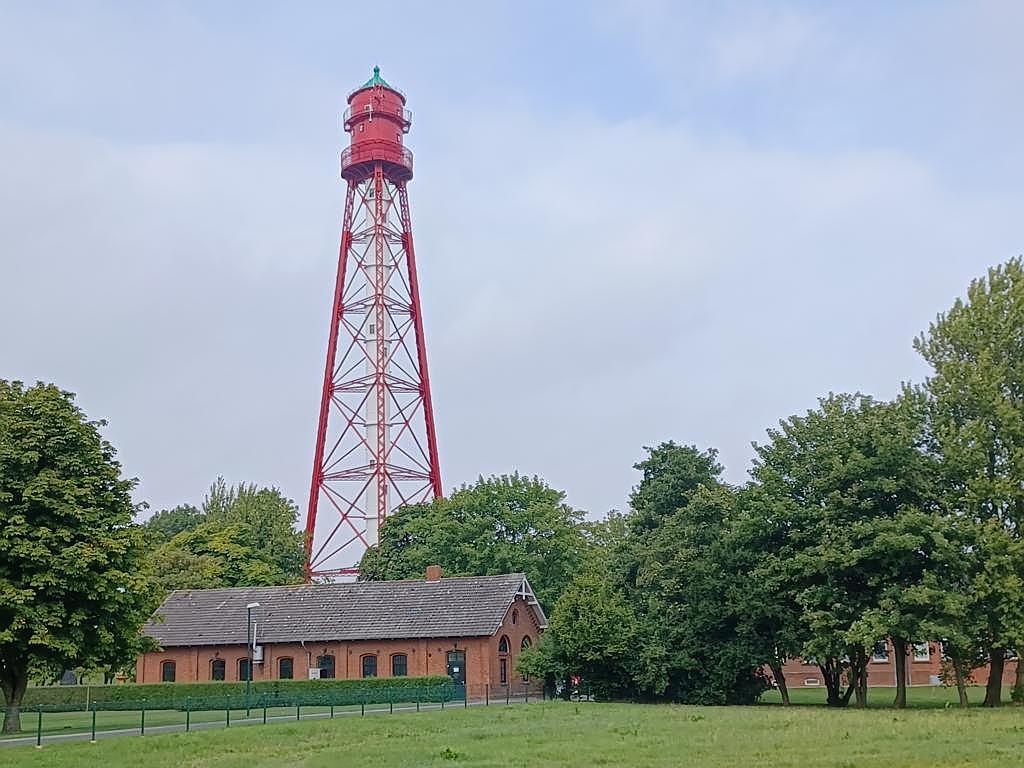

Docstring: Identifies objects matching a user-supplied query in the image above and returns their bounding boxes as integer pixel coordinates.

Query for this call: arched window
[391,654,408,677]
[362,654,378,678]
[520,636,532,682]
[317,654,336,679]
[511,609,519,626]
[161,661,176,683]
[211,658,226,681]
[278,657,294,680]
[238,658,252,682]
[498,635,510,654]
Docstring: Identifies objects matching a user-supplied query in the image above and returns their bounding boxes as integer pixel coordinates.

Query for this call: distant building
[137,569,546,694]
[777,641,1019,689]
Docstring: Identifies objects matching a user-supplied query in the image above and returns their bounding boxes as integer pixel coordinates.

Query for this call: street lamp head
[246,602,261,609]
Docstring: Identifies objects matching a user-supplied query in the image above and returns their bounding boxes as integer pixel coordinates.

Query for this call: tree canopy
[146,478,305,591]
[359,473,585,610]
[0,381,160,733]
[914,256,1024,706]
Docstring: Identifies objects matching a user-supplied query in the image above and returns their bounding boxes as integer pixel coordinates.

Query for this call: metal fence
[7,682,549,748]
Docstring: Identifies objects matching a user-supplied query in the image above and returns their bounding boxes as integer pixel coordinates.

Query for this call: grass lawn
[0,704,366,740]
[760,684,997,708]
[6,699,1024,767]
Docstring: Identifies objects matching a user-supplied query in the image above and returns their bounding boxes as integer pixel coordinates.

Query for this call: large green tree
[751,392,939,708]
[914,257,1024,707]
[631,484,772,704]
[358,474,585,610]
[147,479,305,591]
[0,381,160,733]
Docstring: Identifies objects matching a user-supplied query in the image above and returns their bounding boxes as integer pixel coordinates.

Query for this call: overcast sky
[1,1,1021,521]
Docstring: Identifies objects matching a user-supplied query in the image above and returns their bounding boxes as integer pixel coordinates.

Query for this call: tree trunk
[1012,653,1024,705]
[849,647,868,708]
[949,650,969,708]
[820,661,845,707]
[1,665,28,735]
[983,647,1005,707]
[769,660,790,706]
[892,637,908,709]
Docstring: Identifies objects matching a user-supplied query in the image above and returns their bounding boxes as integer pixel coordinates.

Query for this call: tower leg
[305,182,356,580]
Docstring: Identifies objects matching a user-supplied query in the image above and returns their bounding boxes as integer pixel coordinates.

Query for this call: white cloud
[709,7,820,82]
[1,2,1021,523]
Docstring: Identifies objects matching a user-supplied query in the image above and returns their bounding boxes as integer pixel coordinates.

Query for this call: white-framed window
[872,641,890,662]
[913,641,930,662]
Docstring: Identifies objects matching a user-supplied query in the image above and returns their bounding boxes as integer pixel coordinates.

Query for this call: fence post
[416,685,420,712]
[185,697,191,733]
[524,685,529,704]
[91,702,97,743]
[464,684,468,708]
[506,685,510,705]
[485,684,489,706]
[389,687,393,714]
[140,700,146,736]
[330,691,335,719]
[360,689,365,717]
[226,702,231,728]
[296,701,301,721]
[35,705,42,748]
[263,701,267,725]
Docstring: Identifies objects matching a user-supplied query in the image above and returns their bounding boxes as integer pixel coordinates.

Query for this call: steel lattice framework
[305,69,441,579]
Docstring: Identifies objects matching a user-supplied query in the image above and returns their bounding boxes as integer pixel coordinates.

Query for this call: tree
[0,381,160,733]
[520,568,640,700]
[143,504,202,543]
[730,487,808,706]
[630,485,771,704]
[359,474,585,610]
[914,257,1024,707]
[628,442,724,534]
[148,479,305,591]
[751,392,937,708]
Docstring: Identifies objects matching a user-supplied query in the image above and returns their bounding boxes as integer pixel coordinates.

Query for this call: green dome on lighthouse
[360,65,392,90]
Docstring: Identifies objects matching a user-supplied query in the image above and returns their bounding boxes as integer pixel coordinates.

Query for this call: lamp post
[246,602,260,714]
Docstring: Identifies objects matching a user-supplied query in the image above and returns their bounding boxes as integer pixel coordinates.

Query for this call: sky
[1,1,1022,521]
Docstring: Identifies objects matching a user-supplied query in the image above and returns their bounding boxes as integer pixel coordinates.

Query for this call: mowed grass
[760,684,997,708]
[6,699,1024,768]
[1,703,377,740]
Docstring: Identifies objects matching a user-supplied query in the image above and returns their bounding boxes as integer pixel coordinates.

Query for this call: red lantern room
[341,66,413,182]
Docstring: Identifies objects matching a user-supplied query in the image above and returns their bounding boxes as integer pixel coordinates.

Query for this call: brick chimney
[425,565,443,582]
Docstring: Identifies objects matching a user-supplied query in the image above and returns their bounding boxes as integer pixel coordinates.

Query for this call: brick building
[777,641,1019,689]
[137,569,546,694]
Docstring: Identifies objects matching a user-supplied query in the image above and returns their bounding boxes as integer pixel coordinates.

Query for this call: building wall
[778,640,1020,688]
[136,594,544,693]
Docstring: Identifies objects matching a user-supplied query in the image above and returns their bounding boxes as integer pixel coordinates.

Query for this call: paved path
[1,697,533,749]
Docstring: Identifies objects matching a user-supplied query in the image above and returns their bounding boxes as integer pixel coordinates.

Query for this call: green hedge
[23,675,456,712]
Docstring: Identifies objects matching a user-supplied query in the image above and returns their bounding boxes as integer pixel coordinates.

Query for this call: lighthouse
[304,67,442,579]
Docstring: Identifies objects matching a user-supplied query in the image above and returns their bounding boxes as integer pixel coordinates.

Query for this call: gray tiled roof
[144,573,543,647]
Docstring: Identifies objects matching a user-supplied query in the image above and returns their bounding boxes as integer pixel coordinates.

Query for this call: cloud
[1,3,1021,524]
[709,7,820,83]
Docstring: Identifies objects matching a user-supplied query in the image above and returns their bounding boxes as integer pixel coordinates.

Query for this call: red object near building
[305,67,442,579]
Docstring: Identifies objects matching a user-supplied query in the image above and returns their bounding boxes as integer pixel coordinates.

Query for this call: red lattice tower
[305,67,442,579]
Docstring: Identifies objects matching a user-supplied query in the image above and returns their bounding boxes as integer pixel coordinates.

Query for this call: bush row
[23,675,455,711]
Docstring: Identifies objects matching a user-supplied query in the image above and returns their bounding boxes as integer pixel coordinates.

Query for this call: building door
[446,650,466,699]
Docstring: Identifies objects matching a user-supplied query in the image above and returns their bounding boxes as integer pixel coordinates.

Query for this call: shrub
[23,675,455,712]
